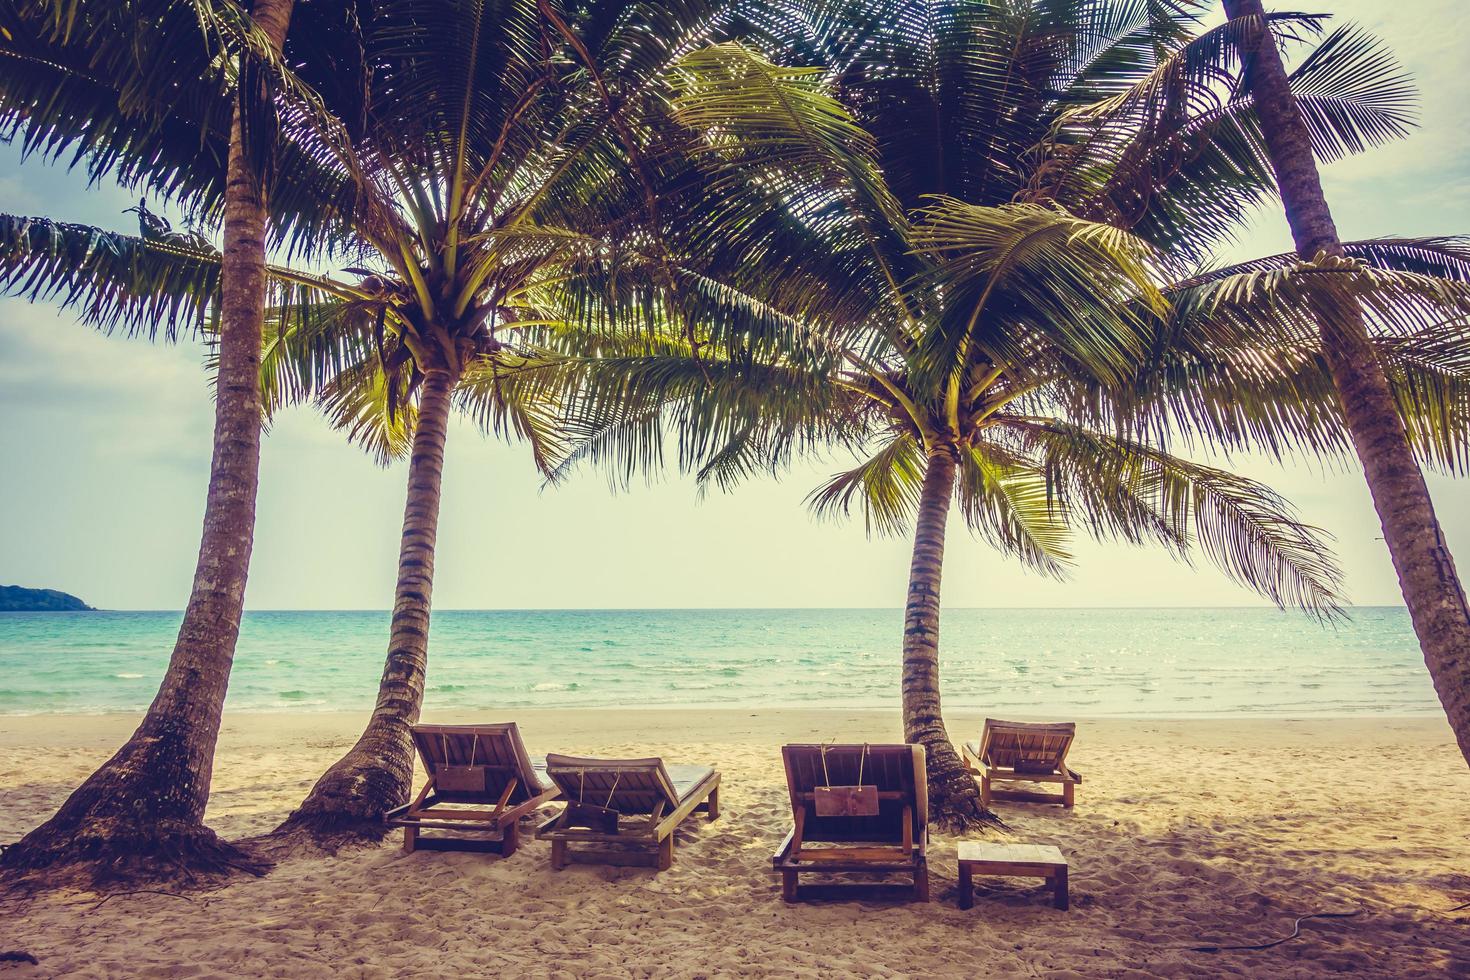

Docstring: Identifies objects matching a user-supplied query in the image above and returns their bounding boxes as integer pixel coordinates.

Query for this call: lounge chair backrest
[542,754,679,815]
[781,743,926,843]
[979,719,1075,773]
[412,723,542,805]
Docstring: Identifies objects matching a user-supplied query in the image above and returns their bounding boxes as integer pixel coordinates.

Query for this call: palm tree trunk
[275,366,460,840]
[903,443,994,829]
[0,0,295,881]
[1227,0,1470,766]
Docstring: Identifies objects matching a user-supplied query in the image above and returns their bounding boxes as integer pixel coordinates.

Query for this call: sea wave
[0,607,1440,717]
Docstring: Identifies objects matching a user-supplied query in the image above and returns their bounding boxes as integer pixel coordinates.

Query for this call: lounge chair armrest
[771,827,797,866]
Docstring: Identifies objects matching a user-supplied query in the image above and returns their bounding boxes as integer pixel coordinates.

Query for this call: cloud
[0,300,213,468]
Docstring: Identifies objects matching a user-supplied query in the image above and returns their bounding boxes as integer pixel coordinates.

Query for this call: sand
[1,708,1468,978]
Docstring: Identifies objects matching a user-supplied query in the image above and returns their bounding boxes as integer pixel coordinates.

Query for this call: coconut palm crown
[541,2,1470,824]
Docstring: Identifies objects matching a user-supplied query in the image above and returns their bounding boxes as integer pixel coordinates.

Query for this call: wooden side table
[956,842,1068,910]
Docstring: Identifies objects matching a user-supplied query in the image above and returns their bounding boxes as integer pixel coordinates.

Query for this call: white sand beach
[2,709,1468,978]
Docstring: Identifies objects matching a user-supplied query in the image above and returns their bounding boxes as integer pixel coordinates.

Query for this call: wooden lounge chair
[535,754,720,871]
[384,723,560,855]
[962,719,1081,808]
[771,743,929,903]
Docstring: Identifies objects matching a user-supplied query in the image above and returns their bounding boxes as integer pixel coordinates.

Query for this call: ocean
[0,607,1438,718]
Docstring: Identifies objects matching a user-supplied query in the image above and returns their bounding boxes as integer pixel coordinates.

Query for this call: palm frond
[0,214,220,338]
[545,346,846,492]
[1174,252,1470,347]
[806,431,925,538]
[667,40,915,330]
[1377,322,1470,474]
[252,295,381,420]
[910,200,1168,387]
[1005,417,1346,617]
[1287,23,1417,161]
[958,443,1072,578]
[315,356,417,466]
[0,0,232,214]
[1047,15,1415,257]
[1189,237,1470,282]
[456,349,570,478]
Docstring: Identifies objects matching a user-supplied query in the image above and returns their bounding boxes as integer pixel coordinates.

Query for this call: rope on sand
[1186,910,1361,953]
[1187,898,1469,954]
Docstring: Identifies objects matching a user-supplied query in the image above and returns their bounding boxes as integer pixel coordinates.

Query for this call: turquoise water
[0,607,1437,717]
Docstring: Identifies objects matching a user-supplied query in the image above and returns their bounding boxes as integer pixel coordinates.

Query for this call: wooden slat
[978,718,1076,774]
[389,819,509,835]
[772,832,926,878]
[388,786,559,837]
[964,861,1064,876]
[543,755,680,814]
[536,766,719,873]
[653,773,720,839]
[534,822,656,844]
[789,847,910,864]
[984,769,1075,784]
[403,807,509,823]
[988,788,1070,805]
[408,723,545,807]
[958,842,1065,866]
[795,790,907,801]
[781,744,925,847]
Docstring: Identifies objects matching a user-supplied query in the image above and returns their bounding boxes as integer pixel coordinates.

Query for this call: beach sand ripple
[1,710,1467,978]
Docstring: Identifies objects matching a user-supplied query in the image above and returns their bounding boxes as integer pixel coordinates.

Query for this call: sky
[2,1,1469,612]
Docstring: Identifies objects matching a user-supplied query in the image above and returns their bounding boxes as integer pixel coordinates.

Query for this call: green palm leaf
[959,444,1073,578]
[1008,417,1345,617]
[0,214,220,338]
[806,432,926,538]
[910,199,1168,388]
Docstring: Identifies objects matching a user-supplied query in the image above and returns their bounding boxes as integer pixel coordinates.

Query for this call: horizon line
[17,603,1413,614]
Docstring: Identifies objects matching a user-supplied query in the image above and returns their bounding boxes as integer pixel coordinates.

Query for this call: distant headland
[0,585,95,612]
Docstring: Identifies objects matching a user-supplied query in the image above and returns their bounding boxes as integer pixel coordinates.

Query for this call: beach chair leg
[980,775,991,809]
[781,870,798,903]
[550,839,568,871]
[1062,782,1075,809]
[914,861,930,903]
[657,833,674,871]
[958,863,973,910]
[501,819,520,857]
[705,786,720,821]
[402,827,417,853]
[1053,867,1069,910]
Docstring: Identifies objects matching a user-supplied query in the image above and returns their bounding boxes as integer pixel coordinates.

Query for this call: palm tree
[550,11,1470,824]
[1214,0,1470,764]
[0,0,296,878]
[0,0,842,845]
[1047,0,1470,763]
[188,0,798,840]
